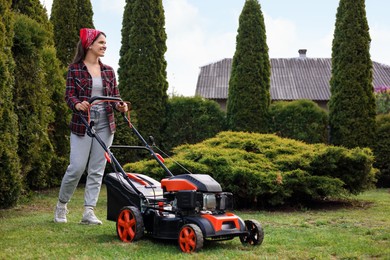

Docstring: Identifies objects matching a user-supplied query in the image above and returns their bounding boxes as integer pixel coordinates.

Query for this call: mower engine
[161,174,234,214]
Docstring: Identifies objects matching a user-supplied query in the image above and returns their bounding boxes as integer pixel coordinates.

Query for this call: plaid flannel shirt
[65,60,121,136]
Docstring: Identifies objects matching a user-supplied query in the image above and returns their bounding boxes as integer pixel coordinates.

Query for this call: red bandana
[80,28,102,50]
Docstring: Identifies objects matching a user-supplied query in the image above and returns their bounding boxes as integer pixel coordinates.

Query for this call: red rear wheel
[178,224,204,253]
[116,206,144,242]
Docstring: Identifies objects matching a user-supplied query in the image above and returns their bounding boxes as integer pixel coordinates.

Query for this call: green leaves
[0,0,21,209]
[269,100,329,144]
[329,0,376,148]
[162,96,226,152]
[227,0,270,133]
[118,0,168,142]
[51,0,94,66]
[124,131,376,208]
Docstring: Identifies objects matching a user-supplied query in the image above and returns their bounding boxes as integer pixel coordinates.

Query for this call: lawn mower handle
[80,96,174,178]
[76,97,148,199]
[122,113,174,177]
[88,96,122,104]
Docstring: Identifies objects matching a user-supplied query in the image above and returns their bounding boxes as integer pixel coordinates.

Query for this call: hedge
[123,131,377,208]
[269,99,328,144]
[373,114,390,187]
[161,96,226,153]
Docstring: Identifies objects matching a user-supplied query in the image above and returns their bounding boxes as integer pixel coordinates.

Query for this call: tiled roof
[195,57,390,101]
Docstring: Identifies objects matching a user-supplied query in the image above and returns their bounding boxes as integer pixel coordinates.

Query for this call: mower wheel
[178,224,204,253]
[116,206,144,242]
[239,219,264,246]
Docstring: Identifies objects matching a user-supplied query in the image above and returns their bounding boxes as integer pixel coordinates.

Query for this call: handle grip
[88,96,122,104]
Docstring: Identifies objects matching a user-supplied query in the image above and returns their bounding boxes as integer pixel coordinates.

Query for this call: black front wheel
[239,219,264,246]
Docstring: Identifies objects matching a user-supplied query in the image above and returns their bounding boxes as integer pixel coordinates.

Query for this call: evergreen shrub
[123,131,376,208]
[227,0,270,133]
[269,99,328,144]
[162,96,226,152]
[373,114,390,187]
[13,14,54,189]
[118,0,168,142]
[0,0,21,209]
[329,0,376,148]
[374,86,390,114]
[43,46,70,187]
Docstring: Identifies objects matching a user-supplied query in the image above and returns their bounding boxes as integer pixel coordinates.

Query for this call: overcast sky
[39,0,390,96]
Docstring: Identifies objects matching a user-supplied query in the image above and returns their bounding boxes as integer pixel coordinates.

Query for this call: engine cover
[162,174,222,192]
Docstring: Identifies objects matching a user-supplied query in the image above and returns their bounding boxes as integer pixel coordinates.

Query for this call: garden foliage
[118,0,168,143]
[12,14,54,189]
[50,0,94,66]
[43,46,69,186]
[10,0,67,190]
[373,114,390,187]
[124,131,377,208]
[112,97,225,164]
[227,0,270,133]
[269,100,328,144]
[329,0,376,148]
[374,86,390,114]
[0,0,22,209]
[161,96,226,152]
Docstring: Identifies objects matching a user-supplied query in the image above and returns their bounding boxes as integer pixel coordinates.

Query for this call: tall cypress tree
[118,0,168,143]
[0,0,22,208]
[12,0,49,25]
[43,46,69,187]
[50,0,94,66]
[227,0,270,133]
[11,0,67,189]
[12,13,54,189]
[329,0,376,148]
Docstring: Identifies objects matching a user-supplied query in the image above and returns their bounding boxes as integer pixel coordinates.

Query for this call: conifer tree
[50,0,94,66]
[12,0,50,26]
[0,0,69,193]
[0,0,22,208]
[227,0,270,133]
[11,0,67,189]
[43,46,69,187]
[118,0,168,144]
[329,0,376,148]
[12,13,54,189]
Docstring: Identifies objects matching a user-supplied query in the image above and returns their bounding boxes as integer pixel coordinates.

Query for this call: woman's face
[89,34,107,57]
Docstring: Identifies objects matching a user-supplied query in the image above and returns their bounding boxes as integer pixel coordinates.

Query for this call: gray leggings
[58,115,114,207]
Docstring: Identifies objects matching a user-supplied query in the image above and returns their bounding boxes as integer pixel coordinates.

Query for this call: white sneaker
[54,205,68,223]
[80,209,102,225]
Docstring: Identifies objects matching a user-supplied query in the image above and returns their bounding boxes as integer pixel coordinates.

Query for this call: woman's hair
[72,32,106,64]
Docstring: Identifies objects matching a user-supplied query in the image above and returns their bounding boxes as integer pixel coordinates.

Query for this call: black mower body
[104,172,248,240]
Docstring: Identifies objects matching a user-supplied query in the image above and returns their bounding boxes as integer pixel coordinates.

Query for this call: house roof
[195,57,390,101]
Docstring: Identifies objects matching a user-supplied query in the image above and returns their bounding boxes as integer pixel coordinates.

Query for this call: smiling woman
[72,28,106,65]
[54,28,128,225]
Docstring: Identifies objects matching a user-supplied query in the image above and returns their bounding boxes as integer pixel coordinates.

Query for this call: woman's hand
[75,101,90,112]
[116,102,128,113]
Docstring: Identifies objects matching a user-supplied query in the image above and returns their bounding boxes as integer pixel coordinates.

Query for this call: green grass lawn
[1,186,389,259]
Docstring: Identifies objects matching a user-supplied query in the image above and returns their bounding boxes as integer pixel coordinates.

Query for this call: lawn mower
[83,96,264,253]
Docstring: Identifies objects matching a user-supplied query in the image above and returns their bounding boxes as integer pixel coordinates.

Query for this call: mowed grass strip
[1,186,389,259]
